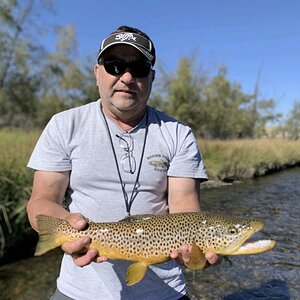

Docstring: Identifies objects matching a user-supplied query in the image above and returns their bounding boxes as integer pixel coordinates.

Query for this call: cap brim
[98,42,154,62]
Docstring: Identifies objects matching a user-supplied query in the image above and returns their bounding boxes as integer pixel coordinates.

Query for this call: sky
[37,0,300,118]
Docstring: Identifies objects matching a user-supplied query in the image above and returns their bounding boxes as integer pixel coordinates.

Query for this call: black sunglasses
[99,58,152,78]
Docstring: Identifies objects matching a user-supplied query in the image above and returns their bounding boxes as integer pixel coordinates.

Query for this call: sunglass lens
[131,61,151,78]
[103,59,151,78]
[104,61,125,76]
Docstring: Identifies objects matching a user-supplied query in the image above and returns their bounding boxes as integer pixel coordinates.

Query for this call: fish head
[218,219,263,255]
[197,214,275,255]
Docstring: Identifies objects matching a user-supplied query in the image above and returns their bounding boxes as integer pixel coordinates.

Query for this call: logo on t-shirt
[147,154,169,172]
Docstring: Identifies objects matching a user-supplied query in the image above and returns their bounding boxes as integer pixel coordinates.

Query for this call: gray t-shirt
[28,100,207,300]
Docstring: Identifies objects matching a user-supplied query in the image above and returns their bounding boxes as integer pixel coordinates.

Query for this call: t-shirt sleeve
[27,115,72,171]
[167,128,208,180]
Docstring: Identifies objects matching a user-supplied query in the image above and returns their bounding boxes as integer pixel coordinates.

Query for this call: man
[27,26,219,300]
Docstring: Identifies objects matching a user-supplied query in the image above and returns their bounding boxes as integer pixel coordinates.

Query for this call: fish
[34,212,276,286]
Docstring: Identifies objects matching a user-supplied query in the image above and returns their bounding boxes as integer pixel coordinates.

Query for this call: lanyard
[100,105,148,215]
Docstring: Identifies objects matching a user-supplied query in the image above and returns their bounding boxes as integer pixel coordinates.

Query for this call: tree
[201,67,255,139]
[163,56,206,136]
[35,25,100,126]
[74,55,100,106]
[0,0,34,88]
[0,0,48,127]
[285,101,300,140]
[155,55,281,139]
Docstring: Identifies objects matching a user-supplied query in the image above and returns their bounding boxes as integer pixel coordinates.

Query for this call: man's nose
[120,68,135,83]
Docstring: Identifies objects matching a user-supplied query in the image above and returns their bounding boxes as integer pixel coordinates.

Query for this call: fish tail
[34,214,66,256]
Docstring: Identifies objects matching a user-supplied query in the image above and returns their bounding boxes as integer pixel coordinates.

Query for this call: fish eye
[228,227,237,235]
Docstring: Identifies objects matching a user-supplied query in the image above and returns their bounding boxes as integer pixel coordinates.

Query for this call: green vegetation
[152,62,281,139]
[200,138,300,180]
[0,129,38,260]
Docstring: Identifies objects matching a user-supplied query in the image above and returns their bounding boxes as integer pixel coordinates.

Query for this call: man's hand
[170,244,221,268]
[61,213,108,267]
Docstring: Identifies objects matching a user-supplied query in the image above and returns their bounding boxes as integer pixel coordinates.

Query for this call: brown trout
[35,212,276,286]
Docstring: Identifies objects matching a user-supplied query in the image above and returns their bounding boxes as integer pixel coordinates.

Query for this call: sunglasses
[99,58,152,78]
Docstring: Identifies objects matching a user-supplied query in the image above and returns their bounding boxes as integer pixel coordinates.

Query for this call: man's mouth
[115,89,136,95]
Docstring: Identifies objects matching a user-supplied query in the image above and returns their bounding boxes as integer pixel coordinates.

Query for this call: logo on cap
[115,33,137,42]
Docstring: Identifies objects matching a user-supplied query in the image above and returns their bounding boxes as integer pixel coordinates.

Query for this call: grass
[0,129,39,259]
[1,130,300,261]
[199,138,300,181]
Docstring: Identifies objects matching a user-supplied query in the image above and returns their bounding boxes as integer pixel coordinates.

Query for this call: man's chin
[113,99,139,111]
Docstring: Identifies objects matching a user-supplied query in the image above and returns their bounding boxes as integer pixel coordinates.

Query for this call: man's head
[94,26,156,124]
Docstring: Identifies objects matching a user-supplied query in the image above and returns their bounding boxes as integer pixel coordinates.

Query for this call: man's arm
[168,176,220,266]
[27,171,71,229]
[167,177,201,214]
[27,171,107,266]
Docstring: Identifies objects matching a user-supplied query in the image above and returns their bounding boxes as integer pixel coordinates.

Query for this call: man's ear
[94,64,99,77]
[151,70,155,82]
[94,64,100,86]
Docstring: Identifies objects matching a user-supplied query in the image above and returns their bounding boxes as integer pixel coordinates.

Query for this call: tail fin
[34,214,65,256]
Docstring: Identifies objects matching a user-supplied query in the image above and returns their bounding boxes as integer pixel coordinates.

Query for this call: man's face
[94,45,154,119]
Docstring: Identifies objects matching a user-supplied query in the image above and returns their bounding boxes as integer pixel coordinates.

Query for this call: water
[186,167,300,299]
[0,168,299,299]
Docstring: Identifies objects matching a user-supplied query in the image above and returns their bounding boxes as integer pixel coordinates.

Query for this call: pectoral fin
[126,262,148,286]
[185,243,207,270]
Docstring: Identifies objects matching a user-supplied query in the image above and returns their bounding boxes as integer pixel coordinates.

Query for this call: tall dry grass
[0,129,39,258]
[199,138,300,180]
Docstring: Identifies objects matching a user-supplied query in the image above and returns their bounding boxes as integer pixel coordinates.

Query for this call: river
[0,168,299,299]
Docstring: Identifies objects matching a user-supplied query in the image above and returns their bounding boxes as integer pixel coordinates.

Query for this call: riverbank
[1,130,300,263]
[199,138,300,185]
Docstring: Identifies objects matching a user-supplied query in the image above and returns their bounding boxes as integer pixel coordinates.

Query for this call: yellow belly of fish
[91,242,170,265]
[91,242,174,286]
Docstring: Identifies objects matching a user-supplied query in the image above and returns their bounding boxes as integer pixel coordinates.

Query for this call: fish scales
[35,212,276,286]
[91,214,196,263]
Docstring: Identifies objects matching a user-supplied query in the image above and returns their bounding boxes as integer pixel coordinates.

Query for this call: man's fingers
[205,252,221,265]
[66,213,87,230]
[72,248,98,267]
[170,247,221,268]
[61,214,107,267]
[180,245,191,264]
[95,256,109,263]
[169,250,179,259]
[170,245,191,265]
[61,237,90,254]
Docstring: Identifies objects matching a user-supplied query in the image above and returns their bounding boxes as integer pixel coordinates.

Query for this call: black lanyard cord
[101,105,148,215]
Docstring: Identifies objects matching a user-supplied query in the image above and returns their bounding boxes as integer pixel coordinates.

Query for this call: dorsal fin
[119,214,154,222]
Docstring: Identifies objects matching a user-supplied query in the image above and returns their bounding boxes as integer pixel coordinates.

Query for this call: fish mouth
[223,220,276,255]
[232,239,276,255]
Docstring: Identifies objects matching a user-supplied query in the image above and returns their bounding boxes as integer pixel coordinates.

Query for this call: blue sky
[38,0,299,118]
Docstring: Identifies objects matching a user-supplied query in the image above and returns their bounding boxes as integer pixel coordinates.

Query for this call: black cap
[97,32,156,66]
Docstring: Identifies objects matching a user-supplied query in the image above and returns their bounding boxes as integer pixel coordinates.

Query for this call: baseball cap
[97,32,156,66]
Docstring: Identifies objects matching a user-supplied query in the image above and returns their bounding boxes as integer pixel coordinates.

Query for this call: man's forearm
[26,197,70,231]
